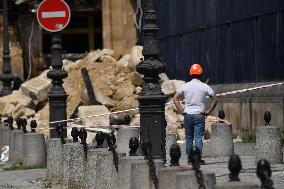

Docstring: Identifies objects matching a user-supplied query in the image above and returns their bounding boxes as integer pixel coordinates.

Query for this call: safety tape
[10,81,284,127]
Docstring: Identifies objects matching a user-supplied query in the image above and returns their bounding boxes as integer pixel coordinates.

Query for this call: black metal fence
[156,0,284,84]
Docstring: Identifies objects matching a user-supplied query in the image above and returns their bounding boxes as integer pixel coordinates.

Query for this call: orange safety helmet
[189,64,203,76]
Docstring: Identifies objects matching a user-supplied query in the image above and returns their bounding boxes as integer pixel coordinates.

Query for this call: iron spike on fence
[169,143,181,166]
[228,154,242,181]
[30,120,37,132]
[56,123,66,144]
[71,127,79,142]
[95,131,105,148]
[15,118,22,130]
[257,159,274,189]
[129,136,139,156]
[7,116,14,130]
[21,118,27,133]
[218,110,225,120]
[264,111,271,126]
[189,147,206,189]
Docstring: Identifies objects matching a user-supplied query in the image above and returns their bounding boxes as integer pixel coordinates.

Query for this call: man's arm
[173,92,184,114]
[203,96,218,116]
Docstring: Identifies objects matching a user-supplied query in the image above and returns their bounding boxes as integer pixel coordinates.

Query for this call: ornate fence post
[47,33,68,138]
[136,0,167,160]
[0,0,14,96]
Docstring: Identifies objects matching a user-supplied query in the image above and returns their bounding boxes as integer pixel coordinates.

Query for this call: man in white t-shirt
[173,64,218,165]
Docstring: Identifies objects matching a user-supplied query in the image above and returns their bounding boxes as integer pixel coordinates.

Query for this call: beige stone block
[78,105,110,127]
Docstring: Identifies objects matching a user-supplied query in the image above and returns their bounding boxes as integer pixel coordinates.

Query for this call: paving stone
[216,181,258,189]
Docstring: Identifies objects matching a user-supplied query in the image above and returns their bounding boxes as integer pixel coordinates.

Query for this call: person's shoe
[187,160,192,165]
[199,159,206,165]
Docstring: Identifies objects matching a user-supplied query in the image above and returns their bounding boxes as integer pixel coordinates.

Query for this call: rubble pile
[0,46,223,140]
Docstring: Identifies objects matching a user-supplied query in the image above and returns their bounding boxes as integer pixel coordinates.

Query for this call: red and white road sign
[37,0,71,32]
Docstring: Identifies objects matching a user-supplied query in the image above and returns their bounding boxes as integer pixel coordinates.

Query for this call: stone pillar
[116,128,140,155]
[46,138,63,182]
[86,148,118,189]
[256,126,283,164]
[176,171,216,189]
[165,133,177,166]
[131,160,164,189]
[62,143,86,188]
[9,130,23,164]
[216,182,258,189]
[0,126,10,149]
[209,122,234,157]
[117,156,145,189]
[23,133,46,167]
[158,166,191,189]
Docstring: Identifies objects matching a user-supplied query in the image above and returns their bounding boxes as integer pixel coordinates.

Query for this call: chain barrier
[105,130,119,172]
[193,164,206,189]
[78,128,88,160]
[142,139,159,189]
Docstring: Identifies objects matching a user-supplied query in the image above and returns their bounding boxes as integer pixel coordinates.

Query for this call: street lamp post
[47,33,68,138]
[0,0,14,96]
[136,0,167,160]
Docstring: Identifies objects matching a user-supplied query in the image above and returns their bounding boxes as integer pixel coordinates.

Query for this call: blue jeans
[184,114,205,159]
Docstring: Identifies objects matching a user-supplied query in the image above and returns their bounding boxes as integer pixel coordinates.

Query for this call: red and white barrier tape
[34,81,284,126]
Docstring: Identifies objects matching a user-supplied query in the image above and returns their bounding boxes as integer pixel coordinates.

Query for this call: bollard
[256,111,283,164]
[216,155,258,189]
[86,148,118,189]
[62,142,86,188]
[116,127,140,155]
[9,129,23,164]
[209,110,233,157]
[22,121,46,167]
[165,133,177,166]
[131,159,164,189]
[46,138,63,182]
[117,156,145,189]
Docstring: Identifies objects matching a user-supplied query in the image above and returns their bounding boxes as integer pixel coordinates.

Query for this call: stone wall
[211,82,284,139]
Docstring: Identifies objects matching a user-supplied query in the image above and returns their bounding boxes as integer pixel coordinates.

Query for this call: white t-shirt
[177,79,214,114]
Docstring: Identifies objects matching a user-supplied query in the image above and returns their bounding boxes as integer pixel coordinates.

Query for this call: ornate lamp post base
[137,0,167,160]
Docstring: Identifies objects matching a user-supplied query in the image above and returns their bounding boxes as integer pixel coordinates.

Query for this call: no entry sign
[37,0,71,32]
